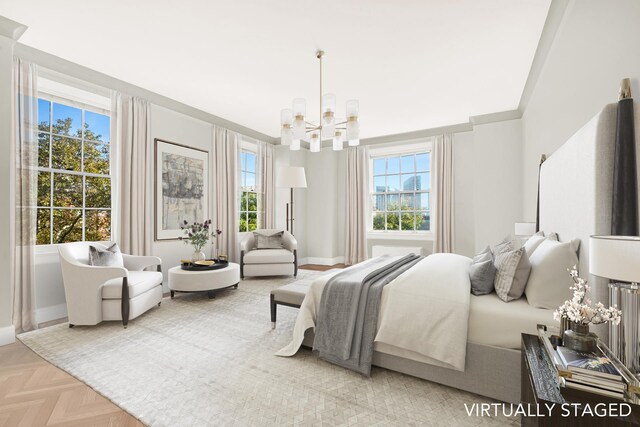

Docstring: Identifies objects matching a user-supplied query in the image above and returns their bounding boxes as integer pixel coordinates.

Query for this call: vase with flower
[554,265,622,352]
[179,219,216,263]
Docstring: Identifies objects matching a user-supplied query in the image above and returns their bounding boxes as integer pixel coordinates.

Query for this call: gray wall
[522,0,640,218]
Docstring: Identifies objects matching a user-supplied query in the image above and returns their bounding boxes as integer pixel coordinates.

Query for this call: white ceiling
[0,0,551,139]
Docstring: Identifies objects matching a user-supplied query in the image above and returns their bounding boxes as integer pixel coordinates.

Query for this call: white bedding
[277,254,557,372]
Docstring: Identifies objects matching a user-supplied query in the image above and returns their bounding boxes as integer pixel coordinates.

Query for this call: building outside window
[35,97,111,245]
[371,149,431,232]
[239,150,258,232]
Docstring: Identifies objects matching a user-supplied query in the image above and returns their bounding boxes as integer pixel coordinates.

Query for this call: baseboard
[36,303,68,324]
[303,256,345,266]
[0,325,15,346]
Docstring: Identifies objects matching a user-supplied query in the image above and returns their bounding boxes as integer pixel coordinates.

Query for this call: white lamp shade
[346,119,360,141]
[276,166,307,188]
[322,93,336,113]
[280,109,293,125]
[292,98,306,117]
[290,139,301,151]
[348,138,359,147]
[590,235,640,283]
[514,222,536,236]
[309,134,320,153]
[346,99,359,117]
[292,116,306,140]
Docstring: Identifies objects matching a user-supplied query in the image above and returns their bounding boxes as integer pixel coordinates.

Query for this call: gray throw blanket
[313,254,423,376]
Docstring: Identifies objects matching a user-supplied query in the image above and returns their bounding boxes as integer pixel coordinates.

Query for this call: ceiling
[0,0,551,139]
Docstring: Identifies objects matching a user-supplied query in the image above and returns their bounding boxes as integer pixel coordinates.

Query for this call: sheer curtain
[433,133,455,253]
[256,140,275,229]
[213,126,240,262]
[344,146,370,265]
[112,93,152,256]
[12,57,38,333]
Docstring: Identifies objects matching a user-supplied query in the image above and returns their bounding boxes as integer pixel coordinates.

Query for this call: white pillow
[525,238,581,309]
[523,232,558,257]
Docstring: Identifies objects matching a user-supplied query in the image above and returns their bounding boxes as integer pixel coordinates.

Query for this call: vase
[212,247,219,262]
[563,321,598,353]
[191,250,206,262]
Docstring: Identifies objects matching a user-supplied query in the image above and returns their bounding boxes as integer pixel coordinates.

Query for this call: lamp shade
[589,235,640,283]
[514,222,536,236]
[276,166,307,189]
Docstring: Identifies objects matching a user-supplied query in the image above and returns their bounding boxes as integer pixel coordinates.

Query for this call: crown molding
[469,109,521,125]
[0,16,27,41]
[14,43,276,143]
[517,0,571,115]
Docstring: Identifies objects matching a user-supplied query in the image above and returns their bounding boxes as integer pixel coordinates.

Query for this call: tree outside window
[239,151,258,232]
[371,152,430,232]
[36,98,111,244]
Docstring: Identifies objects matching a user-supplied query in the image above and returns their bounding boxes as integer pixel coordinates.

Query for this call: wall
[150,105,216,290]
[471,119,524,253]
[522,0,640,218]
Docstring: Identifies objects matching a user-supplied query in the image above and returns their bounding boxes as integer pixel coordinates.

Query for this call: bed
[279,102,632,404]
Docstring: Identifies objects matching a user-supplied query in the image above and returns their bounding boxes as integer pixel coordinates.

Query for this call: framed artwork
[154,139,209,240]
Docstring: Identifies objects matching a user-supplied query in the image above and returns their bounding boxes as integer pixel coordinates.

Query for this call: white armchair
[240,230,297,279]
[58,242,163,328]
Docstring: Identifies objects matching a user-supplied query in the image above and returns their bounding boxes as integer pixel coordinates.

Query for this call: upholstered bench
[270,279,312,329]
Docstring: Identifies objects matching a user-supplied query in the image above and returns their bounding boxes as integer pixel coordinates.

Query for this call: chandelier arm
[335,120,347,126]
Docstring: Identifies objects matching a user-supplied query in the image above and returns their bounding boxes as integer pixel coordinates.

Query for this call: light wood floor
[299,263,346,271]
[0,339,144,427]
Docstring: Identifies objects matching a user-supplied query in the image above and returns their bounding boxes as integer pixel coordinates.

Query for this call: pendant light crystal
[333,131,344,151]
[309,133,320,153]
[321,94,336,138]
[292,98,306,140]
[280,109,293,146]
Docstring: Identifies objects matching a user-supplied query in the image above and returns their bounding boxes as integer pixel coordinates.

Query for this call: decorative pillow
[469,246,496,296]
[525,238,581,309]
[254,231,284,249]
[89,243,124,267]
[494,247,531,302]
[492,236,514,260]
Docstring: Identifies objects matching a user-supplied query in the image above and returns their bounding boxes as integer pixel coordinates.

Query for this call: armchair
[58,242,163,328]
[240,230,297,279]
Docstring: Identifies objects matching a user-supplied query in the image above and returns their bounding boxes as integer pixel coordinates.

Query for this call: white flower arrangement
[553,265,622,326]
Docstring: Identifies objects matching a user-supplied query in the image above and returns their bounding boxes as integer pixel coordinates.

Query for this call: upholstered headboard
[539,103,640,341]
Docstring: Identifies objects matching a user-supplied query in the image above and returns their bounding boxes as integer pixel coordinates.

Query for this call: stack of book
[556,346,625,399]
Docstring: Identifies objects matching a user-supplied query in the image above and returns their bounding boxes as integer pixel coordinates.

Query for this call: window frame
[238,141,259,233]
[35,93,113,248]
[367,140,433,240]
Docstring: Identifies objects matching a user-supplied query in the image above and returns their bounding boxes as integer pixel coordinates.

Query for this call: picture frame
[154,139,209,240]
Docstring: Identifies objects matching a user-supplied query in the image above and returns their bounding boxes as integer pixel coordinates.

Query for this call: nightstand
[521,333,640,426]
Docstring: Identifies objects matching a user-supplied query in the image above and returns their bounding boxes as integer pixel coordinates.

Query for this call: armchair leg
[69,324,74,328]
[240,250,245,279]
[121,276,130,329]
[270,294,276,329]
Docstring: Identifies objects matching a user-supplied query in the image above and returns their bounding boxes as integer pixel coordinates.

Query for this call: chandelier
[280,50,360,152]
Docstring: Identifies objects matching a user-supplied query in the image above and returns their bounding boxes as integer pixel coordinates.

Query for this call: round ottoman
[168,262,240,299]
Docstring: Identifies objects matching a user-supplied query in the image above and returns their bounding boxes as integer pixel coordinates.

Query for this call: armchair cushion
[102,271,163,299]
[253,230,284,249]
[89,243,124,267]
[243,249,294,264]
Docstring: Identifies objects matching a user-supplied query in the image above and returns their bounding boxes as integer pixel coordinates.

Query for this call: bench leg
[270,294,276,329]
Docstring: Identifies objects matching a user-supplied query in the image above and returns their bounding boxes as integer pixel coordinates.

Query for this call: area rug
[19,270,517,426]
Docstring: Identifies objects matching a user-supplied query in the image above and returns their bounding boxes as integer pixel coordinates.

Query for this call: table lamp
[590,235,640,378]
[276,167,307,235]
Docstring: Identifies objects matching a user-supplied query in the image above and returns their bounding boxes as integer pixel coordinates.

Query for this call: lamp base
[609,282,640,377]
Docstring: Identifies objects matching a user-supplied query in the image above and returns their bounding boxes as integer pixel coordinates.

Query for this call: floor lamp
[276,166,307,235]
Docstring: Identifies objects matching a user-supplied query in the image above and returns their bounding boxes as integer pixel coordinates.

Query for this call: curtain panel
[257,140,275,229]
[344,146,370,265]
[433,133,455,253]
[12,57,38,333]
[213,126,240,262]
[112,93,152,256]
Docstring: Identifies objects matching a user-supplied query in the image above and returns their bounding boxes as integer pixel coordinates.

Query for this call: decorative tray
[537,324,640,404]
[181,259,229,271]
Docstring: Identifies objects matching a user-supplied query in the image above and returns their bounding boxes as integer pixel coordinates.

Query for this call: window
[36,97,111,245]
[371,151,431,232]
[239,150,258,232]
